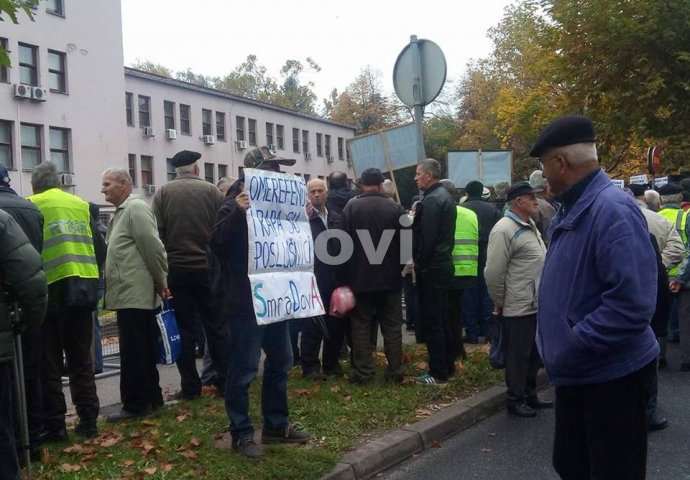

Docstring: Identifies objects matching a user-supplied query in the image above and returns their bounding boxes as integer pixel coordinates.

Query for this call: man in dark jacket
[153,150,227,400]
[28,162,104,442]
[461,180,501,343]
[300,178,346,379]
[210,147,309,459]
[412,159,457,384]
[326,171,354,216]
[0,210,47,480]
[0,166,45,462]
[341,168,407,384]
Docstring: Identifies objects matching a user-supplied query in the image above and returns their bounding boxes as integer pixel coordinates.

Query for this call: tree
[215,55,279,103]
[0,0,37,67]
[129,59,173,77]
[272,58,320,114]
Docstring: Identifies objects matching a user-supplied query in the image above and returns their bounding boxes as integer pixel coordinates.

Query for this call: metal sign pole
[410,36,426,162]
[12,328,32,480]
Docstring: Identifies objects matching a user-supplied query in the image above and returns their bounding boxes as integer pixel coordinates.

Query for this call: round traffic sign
[393,38,447,108]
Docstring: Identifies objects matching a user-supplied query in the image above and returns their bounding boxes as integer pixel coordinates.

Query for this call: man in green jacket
[101,167,170,422]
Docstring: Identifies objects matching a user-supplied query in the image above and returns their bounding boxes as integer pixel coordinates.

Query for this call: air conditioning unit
[165,129,177,140]
[237,140,247,150]
[268,144,277,153]
[14,84,32,99]
[60,173,75,186]
[31,87,47,102]
[143,184,156,195]
[203,135,215,145]
[304,152,312,161]
[327,155,335,163]
[142,126,155,137]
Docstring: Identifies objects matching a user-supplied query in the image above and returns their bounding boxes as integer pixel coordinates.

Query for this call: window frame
[163,101,176,131]
[20,123,41,171]
[46,0,64,16]
[276,125,284,150]
[235,116,245,142]
[18,43,38,87]
[302,130,309,153]
[248,118,257,146]
[49,126,70,172]
[218,164,227,179]
[204,163,214,183]
[202,108,212,136]
[128,154,138,187]
[0,38,9,83]
[215,112,226,141]
[292,128,300,153]
[0,120,13,169]
[125,92,134,127]
[265,122,274,146]
[166,158,175,181]
[138,95,151,128]
[140,155,153,185]
[47,49,66,93]
[325,134,332,159]
[316,133,323,157]
[338,137,344,160]
[179,104,191,135]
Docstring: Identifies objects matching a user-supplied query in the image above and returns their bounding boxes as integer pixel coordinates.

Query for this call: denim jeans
[224,312,292,440]
[461,274,494,339]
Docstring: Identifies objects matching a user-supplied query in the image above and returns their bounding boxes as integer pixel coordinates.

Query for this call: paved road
[383,344,690,480]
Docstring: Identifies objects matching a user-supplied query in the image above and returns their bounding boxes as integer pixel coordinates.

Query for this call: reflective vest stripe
[453,254,479,261]
[43,234,94,250]
[453,206,479,277]
[44,254,98,271]
[454,239,477,245]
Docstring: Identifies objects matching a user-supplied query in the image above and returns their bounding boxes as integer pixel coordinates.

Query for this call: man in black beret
[209,147,308,458]
[152,150,228,401]
[461,180,501,344]
[340,167,407,384]
[533,115,659,479]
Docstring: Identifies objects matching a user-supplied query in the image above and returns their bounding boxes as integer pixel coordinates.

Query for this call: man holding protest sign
[210,147,311,459]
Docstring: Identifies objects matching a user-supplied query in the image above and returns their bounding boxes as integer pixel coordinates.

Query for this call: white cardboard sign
[629,174,649,185]
[244,169,325,325]
[654,176,668,187]
[611,179,625,189]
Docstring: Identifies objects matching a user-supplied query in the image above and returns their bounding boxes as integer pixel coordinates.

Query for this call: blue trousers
[224,312,292,440]
[461,274,494,338]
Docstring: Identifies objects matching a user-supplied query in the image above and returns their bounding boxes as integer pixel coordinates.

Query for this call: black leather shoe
[106,408,151,423]
[527,396,554,409]
[507,403,537,418]
[40,427,68,444]
[303,371,326,381]
[232,436,263,458]
[74,420,98,438]
[648,416,668,432]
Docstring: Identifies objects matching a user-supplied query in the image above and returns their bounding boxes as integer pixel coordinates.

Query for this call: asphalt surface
[382,344,690,480]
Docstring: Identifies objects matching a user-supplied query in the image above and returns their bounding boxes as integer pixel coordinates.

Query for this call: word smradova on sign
[245,168,325,325]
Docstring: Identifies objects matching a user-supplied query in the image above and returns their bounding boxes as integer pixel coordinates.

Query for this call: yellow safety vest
[28,188,98,285]
[659,206,688,276]
[453,206,479,277]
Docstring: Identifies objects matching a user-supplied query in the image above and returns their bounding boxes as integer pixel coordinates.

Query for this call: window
[46,0,64,15]
[265,122,274,145]
[49,127,70,172]
[128,154,137,186]
[125,92,134,126]
[180,104,191,135]
[236,116,245,142]
[20,123,41,170]
[18,43,38,86]
[166,158,175,181]
[216,112,226,141]
[276,125,284,150]
[338,137,344,160]
[302,130,309,153]
[0,38,8,83]
[138,95,151,127]
[204,163,214,183]
[218,164,227,179]
[325,134,332,159]
[0,120,12,168]
[316,133,323,157]
[47,50,66,92]
[292,128,300,153]
[248,119,257,146]
[202,109,212,136]
[303,173,311,182]
[163,101,175,130]
[140,155,153,185]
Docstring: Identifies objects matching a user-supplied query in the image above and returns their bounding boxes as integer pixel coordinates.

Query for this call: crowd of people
[0,114,688,478]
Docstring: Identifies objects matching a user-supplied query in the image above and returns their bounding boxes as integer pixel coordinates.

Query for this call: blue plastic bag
[488,315,506,370]
[156,300,181,365]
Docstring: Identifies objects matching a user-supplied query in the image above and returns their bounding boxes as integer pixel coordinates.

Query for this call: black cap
[465,180,484,198]
[506,181,536,201]
[243,146,296,171]
[529,115,596,157]
[0,164,9,186]
[360,168,385,186]
[627,183,647,197]
[658,182,683,195]
[170,150,201,168]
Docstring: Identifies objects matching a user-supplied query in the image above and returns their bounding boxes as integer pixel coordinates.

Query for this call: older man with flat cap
[152,150,227,401]
[209,147,309,459]
[340,167,407,384]
[534,115,658,480]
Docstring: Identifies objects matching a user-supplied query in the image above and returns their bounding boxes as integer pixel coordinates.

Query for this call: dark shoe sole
[261,436,309,445]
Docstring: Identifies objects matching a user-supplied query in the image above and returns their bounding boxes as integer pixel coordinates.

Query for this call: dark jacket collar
[558,168,599,215]
[422,182,443,197]
[555,169,611,230]
[0,185,18,196]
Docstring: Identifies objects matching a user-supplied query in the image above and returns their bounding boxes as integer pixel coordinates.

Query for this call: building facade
[0,0,355,206]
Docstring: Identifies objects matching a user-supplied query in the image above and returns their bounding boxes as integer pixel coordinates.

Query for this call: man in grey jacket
[485,182,550,417]
[101,167,170,422]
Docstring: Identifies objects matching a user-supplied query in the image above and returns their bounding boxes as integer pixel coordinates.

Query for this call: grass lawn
[33,344,502,480]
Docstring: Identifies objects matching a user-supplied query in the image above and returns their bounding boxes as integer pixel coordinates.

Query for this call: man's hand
[306,200,315,218]
[493,307,503,317]
[156,286,171,300]
[670,280,682,294]
[401,260,414,277]
[235,191,250,211]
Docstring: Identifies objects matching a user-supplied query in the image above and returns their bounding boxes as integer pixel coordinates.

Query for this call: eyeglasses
[539,153,560,171]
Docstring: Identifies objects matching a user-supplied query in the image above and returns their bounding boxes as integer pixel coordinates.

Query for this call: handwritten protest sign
[245,168,325,325]
[610,179,625,189]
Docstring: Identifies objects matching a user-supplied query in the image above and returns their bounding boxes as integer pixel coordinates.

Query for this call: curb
[320,371,548,480]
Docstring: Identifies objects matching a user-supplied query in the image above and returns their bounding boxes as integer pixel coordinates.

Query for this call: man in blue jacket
[533,115,658,480]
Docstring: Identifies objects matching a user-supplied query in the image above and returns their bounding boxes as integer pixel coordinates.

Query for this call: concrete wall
[0,0,127,203]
